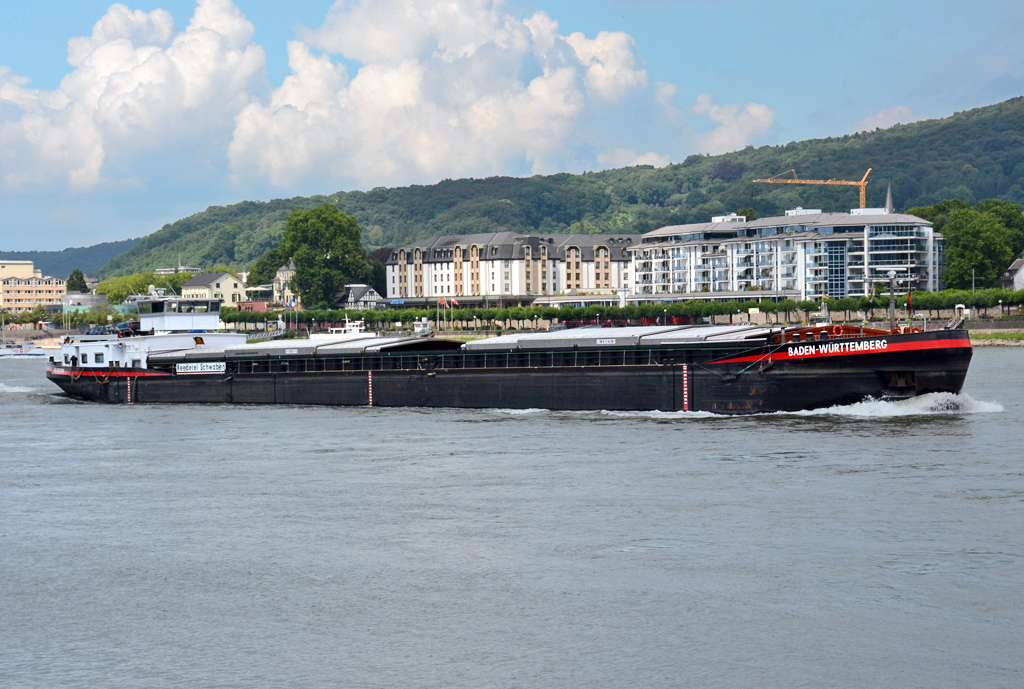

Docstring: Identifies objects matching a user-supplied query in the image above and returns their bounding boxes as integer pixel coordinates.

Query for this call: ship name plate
[176,362,226,374]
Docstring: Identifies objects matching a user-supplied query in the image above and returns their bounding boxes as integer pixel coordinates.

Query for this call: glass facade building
[630,210,943,300]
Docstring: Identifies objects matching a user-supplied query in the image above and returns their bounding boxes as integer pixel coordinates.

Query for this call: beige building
[0,260,67,313]
[181,272,246,305]
[385,233,639,305]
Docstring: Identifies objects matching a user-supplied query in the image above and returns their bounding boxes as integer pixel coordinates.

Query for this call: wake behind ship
[45,292,972,414]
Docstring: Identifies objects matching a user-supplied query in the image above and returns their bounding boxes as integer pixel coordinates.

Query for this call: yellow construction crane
[753,168,872,208]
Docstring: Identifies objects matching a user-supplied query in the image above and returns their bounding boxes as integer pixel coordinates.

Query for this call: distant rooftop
[642,207,932,241]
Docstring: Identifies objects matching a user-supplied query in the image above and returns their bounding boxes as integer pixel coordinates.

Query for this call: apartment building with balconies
[631,207,942,300]
[0,260,67,313]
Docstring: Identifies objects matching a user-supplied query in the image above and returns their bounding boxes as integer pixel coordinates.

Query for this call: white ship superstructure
[54,290,247,371]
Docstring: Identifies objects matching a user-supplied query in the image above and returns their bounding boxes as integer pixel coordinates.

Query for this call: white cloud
[654,81,681,120]
[0,0,689,201]
[853,105,922,133]
[564,30,647,102]
[691,93,776,155]
[597,148,670,168]
[0,0,265,190]
[229,0,650,189]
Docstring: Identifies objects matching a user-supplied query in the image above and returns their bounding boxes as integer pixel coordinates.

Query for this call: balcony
[869,260,918,268]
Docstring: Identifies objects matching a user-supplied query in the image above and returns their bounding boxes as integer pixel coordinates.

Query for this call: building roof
[181,271,238,288]
[333,284,382,305]
[642,211,932,242]
[1006,258,1024,275]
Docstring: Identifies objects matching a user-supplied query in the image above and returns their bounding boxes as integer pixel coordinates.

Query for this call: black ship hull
[46,330,972,414]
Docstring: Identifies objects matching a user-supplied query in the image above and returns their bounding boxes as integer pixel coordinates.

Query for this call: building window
[95,353,104,364]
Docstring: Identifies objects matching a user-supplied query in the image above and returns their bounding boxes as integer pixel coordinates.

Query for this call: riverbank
[969,331,1024,346]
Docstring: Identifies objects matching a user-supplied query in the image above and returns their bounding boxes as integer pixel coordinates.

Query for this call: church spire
[884,182,894,214]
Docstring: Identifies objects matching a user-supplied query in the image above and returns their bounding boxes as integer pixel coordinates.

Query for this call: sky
[1,0,1023,251]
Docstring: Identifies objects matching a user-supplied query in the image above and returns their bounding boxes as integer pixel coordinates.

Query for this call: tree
[941,209,1014,289]
[366,247,393,298]
[95,271,194,303]
[368,259,387,298]
[18,304,48,324]
[734,207,757,221]
[247,247,284,288]
[906,199,970,233]
[832,296,858,322]
[279,205,370,309]
[796,300,817,322]
[66,269,88,293]
[211,265,242,280]
[974,199,1024,257]
[776,299,797,323]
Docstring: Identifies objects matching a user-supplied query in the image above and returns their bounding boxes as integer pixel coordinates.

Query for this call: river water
[1,349,1022,688]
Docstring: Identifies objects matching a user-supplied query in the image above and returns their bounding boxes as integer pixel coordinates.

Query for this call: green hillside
[97,96,1024,278]
[1,238,139,280]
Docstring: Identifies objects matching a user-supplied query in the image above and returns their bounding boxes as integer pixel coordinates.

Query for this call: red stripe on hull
[710,335,971,365]
[46,365,171,379]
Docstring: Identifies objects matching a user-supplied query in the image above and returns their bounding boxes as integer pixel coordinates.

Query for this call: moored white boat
[1,308,48,357]
[309,318,378,342]
[0,341,48,357]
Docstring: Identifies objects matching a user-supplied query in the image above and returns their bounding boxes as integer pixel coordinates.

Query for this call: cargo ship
[45,292,972,414]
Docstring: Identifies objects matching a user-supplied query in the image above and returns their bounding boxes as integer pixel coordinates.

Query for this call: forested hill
[97,95,1024,278]
[1,238,138,280]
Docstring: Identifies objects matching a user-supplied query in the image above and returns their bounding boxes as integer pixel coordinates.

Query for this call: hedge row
[219,288,1024,328]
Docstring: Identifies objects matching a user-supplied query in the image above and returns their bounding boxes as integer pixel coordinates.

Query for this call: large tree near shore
[280,204,370,309]
[941,208,1014,290]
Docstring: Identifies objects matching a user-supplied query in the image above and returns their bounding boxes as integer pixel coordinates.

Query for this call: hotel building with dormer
[384,232,641,305]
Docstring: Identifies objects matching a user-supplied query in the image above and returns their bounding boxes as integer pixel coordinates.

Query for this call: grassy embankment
[970,332,1024,340]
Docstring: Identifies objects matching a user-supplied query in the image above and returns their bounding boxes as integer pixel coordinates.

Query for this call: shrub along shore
[219,288,1024,334]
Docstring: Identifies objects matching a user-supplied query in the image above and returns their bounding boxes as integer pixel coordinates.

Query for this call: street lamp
[999,299,1003,318]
